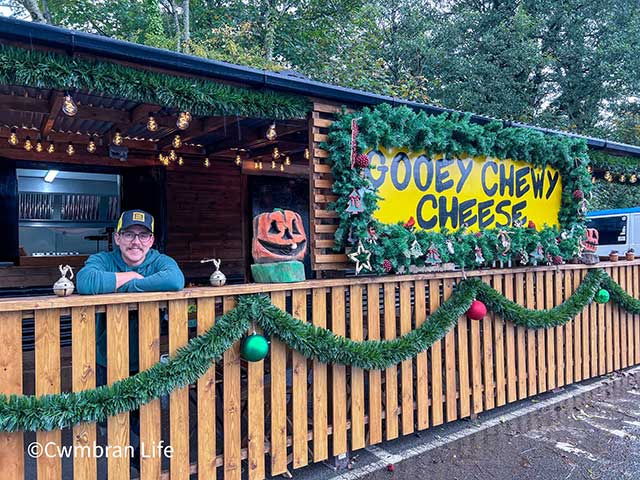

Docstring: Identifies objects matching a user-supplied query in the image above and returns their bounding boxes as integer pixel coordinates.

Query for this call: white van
[586,207,640,258]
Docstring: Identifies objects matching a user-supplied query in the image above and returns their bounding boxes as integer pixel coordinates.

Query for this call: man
[77,209,184,469]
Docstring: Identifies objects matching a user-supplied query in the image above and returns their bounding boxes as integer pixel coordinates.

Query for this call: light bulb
[587,165,592,173]
[67,142,75,156]
[272,147,280,159]
[176,111,191,130]
[285,156,291,166]
[172,134,182,149]
[147,113,158,132]
[620,174,626,183]
[47,142,55,154]
[24,136,33,152]
[604,171,612,182]
[159,153,168,165]
[8,128,18,146]
[87,137,97,153]
[178,157,184,166]
[591,176,596,184]
[271,160,276,169]
[235,154,241,166]
[113,129,123,146]
[304,148,310,160]
[204,158,210,168]
[254,160,259,169]
[169,149,177,161]
[631,174,637,184]
[266,122,277,141]
[35,140,43,153]
[259,161,263,170]
[62,93,78,116]
[280,163,284,172]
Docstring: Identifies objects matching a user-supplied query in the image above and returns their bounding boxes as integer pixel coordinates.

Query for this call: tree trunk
[19,0,47,23]
[181,0,190,51]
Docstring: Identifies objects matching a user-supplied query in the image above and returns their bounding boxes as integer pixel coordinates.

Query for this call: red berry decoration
[386,464,395,472]
[475,231,482,238]
[573,189,584,200]
[527,220,536,229]
[553,255,564,265]
[467,300,487,320]
[382,259,393,273]
[354,153,370,168]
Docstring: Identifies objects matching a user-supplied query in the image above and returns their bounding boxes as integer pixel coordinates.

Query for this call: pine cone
[382,259,393,273]
[573,189,584,200]
[354,153,370,168]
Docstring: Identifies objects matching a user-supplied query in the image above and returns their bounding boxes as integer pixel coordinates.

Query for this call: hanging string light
[147,113,158,132]
[285,156,291,166]
[172,134,182,149]
[586,165,592,174]
[630,174,637,184]
[113,129,123,146]
[304,148,310,160]
[66,142,75,156]
[169,149,177,162]
[280,163,284,172]
[619,174,626,183]
[271,160,276,169]
[258,161,263,170]
[8,127,18,146]
[158,153,169,166]
[604,171,613,182]
[47,142,55,154]
[62,92,78,117]
[176,111,191,130]
[87,136,97,153]
[235,153,242,166]
[254,159,259,169]
[266,122,277,141]
[272,147,280,159]
[35,138,43,152]
[204,158,210,168]
[178,157,184,166]
[591,176,596,184]
[24,136,33,152]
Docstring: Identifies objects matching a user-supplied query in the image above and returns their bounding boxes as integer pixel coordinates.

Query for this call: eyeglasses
[118,230,153,243]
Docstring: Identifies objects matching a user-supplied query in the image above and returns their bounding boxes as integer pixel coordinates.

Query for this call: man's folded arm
[118,256,185,293]
[76,255,117,295]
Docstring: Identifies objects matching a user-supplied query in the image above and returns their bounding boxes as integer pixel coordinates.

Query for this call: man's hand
[115,271,144,290]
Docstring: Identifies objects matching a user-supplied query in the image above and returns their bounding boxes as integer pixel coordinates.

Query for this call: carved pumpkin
[582,228,599,253]
[252,209,307,263]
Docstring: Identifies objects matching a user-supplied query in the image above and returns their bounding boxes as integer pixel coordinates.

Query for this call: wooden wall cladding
[309,102,351,273]
[165,164,246,282]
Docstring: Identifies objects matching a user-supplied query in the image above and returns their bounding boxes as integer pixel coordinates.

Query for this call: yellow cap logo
[133,212,145,222]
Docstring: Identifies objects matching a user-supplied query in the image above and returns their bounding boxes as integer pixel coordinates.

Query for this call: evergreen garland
[0,268,637,432]
[0,44,310,120]
[323,104,592,274]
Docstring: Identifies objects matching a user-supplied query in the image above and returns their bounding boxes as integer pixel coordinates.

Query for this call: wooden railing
[0,261,639,479]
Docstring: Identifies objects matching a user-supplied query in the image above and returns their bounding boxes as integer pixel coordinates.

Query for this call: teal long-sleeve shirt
[77,249,185,370]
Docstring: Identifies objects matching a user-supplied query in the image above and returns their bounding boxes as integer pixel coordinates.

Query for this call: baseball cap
[116,209,154,234]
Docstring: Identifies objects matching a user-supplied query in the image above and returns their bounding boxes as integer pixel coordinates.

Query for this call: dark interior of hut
[0,85,311,293]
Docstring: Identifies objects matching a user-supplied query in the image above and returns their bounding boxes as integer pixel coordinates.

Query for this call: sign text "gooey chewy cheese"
[365,148,562,231]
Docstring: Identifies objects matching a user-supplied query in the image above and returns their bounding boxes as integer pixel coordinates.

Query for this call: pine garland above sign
[323,104,593,274]
[0,268,635,433]
[0,44,310,120]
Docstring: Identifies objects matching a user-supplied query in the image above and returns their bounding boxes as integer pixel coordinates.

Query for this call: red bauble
[573,189,584,200]
[467,300,487,320]
[475,231,482,238]
[553,255,564,265]
[382,259,393,273]
[527,220,536,229]
[386,464,395,472]
[354,153,370,168]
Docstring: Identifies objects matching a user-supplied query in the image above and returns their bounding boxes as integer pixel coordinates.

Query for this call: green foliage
[325,104,592,273]
[0,268,637,432]
[590,181,640,211]
[0,43,310,119]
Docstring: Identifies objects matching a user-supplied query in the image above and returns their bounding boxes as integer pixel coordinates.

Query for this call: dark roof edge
[1,16,639,158]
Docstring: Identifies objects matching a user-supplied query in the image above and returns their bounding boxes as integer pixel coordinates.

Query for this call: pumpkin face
[252,209,307,263]
[583,228,599,253]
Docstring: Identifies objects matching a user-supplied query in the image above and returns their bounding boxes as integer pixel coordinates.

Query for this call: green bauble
[595,289,610,304]
[240,334,269,362]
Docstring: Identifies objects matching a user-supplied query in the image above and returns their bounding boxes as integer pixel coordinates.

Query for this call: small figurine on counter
[53,264,75,296]
[200,258,227,286]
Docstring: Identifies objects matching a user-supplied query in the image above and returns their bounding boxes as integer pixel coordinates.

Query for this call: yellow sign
[366,148,562,231]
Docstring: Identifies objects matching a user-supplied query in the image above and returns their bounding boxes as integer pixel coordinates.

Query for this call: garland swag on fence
[1,268,638,432]
[0,44,310,120]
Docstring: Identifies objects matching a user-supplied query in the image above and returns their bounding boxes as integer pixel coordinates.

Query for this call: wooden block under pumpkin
[251,261,306,283]
[252,209,307,264]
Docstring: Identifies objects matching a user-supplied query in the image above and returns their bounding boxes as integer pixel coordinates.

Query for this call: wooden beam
[240,159,308,177]
[0,145,157,167]
[40,91,65,136]
[206,123,306,155]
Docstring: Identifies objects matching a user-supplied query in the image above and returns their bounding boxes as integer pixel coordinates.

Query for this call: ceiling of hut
[0,85,309,174]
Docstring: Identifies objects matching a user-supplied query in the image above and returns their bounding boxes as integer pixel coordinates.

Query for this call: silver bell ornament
[53,264,75,297]
[200,257,226,287]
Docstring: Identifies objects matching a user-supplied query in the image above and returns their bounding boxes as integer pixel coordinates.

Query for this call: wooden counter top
[0,259,637,313]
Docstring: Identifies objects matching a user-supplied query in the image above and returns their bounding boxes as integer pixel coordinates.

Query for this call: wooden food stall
[1,16,640,480]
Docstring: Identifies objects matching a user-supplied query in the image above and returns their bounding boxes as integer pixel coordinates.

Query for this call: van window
[587,215,627,245]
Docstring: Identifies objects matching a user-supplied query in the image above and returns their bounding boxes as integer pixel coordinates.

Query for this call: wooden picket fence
[0,261,638,479]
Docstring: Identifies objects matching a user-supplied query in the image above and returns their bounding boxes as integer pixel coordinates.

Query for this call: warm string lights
[598,170,640,185]
[35,139,43,153]
[172,134,182,149]
[62,92,78,117]
[47,142,55,154]
[146,112,158,132]
[176,111,191,130]
[8,127,18,146]
[87,136,97,153]
[66,142,75,156]
[265,121,277,141]
[23,136,33,152]
[112,129,123,146]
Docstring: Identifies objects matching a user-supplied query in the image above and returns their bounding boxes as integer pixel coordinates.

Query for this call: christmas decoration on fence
[347,241,372,275]
[52,265,74,297]
[1,268,639,433]
[595,288,610,304]
[466,299,487,320]
[200,258,226,287]
[240,332,269,362]
[323,104,592,274]
[0,44,309,122]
